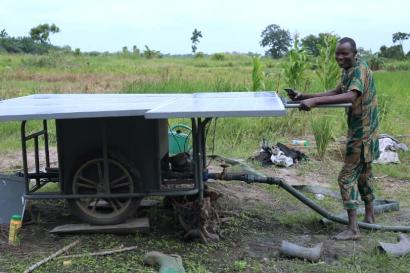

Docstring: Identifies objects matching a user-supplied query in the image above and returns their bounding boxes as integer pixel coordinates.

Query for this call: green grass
[1,53,410,273]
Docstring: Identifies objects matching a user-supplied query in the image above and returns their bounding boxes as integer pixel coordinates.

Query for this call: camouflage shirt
[337,58,380,162]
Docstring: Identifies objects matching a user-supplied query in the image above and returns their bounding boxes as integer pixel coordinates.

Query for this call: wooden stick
[58,245,138,259]
[23,239,80,273]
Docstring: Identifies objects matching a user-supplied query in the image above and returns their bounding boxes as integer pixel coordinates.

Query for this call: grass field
[1,53,410,156]
[1,53,410,273]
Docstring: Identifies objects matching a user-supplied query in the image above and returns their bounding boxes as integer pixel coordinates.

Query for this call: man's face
[335,42,356,69]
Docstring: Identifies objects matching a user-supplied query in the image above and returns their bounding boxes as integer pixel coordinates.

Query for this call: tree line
[260,24,410,60]
[0,24,61,54]
[1,23,409,60]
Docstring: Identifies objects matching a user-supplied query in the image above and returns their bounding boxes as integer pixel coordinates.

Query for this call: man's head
[335,37,357,69]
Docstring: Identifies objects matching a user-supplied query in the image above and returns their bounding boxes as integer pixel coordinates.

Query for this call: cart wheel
[68,155,142,225]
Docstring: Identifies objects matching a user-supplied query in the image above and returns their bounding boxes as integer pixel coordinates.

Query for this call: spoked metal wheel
[68,157,141,225]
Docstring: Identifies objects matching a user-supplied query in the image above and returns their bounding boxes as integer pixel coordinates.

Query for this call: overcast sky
[1,0,409,54]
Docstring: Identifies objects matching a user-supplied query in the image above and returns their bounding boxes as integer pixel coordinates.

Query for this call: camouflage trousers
[338,144,375,210]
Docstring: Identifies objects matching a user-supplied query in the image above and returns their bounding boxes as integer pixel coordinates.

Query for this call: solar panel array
[0,92,286,121]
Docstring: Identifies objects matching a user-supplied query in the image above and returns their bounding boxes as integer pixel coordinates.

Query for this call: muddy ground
[0,151,410,273]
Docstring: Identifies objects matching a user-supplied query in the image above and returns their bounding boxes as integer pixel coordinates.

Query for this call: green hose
[207,166,410,232]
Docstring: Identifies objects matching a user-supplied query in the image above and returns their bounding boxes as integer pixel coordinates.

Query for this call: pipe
[144,251,186,273]
[208,172,410,232]
[280,241,322,262]
[320,200,400,225]
[378,234,410,257]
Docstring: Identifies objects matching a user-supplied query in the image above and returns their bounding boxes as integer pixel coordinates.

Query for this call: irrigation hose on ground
[206,158,410,232]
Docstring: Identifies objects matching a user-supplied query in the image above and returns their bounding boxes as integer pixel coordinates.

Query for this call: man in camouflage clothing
[288,37,379,240]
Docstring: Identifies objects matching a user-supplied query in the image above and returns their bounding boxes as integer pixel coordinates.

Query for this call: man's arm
[289,85,342,100]
[299,90,359,111]
[301,88,342,99]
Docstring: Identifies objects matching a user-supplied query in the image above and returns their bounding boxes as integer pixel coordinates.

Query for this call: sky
[1,0,409,54]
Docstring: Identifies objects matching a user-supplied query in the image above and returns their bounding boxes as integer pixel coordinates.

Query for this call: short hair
[338,37,357,53]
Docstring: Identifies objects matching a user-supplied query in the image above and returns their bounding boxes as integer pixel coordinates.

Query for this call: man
[288,37,379,240]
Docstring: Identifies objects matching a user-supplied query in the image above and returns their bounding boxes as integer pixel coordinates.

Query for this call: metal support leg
[34,136,40,186]
[191,118,203,201]
[21,121,29,193]
[197,118,204,200]
[43,120,50,168]
[100,120,110,193]
[201,118,212,169]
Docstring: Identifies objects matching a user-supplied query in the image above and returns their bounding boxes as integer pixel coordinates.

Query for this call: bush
[194,52,205,58]
[212,53,225,61]
[74,48,81,56]
[143,45,161,59]
[0,36,56,54]
[368,55,384,71]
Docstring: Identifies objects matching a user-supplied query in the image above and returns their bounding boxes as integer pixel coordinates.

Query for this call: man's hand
[285,88,304,101]
[299,98,317,111]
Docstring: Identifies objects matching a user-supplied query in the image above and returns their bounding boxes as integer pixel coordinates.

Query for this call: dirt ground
[0,151,410,273]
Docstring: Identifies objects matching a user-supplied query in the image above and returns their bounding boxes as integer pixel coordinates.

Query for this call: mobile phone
[284,88,297,97]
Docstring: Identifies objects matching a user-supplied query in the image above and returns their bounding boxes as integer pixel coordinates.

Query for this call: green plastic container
[168,124,192,155]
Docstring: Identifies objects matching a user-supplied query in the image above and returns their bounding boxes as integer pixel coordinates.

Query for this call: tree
[392,32,410,45]
[0,29,7,38]
[301,33,339,56]
[29,23,60,43]
[191,28,203,54]
[379,45,405,59]
[260,24,291,58]
[132,45,140,55]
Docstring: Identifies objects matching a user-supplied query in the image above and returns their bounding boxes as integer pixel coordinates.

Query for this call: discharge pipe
[207,171,410,232]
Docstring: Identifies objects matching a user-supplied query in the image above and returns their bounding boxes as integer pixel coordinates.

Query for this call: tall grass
[282,38,309,91]
[315,35,340,90]
[311,116,333,160]
[251,56,265,91]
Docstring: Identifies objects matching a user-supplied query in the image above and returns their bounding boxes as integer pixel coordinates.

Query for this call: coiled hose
[207,171,410,232]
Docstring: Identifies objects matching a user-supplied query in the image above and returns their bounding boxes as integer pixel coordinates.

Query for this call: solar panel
[0,92,286,121]
[145,91,286,118]
[0,94,179,121]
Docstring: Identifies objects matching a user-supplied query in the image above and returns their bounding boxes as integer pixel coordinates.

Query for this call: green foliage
[132,45,140,55]
[191,28,203,54]
[20,52,69,68]
[368,54,384,71]
[392,32,410,44]
[385,61,410,71]
[378,93,391,125]
[233,260,247,272]
[282,37,308,90]
[29,23,60,43]
[301,32,339,57]
[212,52,225,61]
[74,48,81,56]
[311,116,333,160]
[251,56,265,91]
[260,24,291,58]
[0,36,55,54]
[143,45,161,59]
[379,44,405,60]
[315,34,341,90]
[194,52,204,58]
[0,29,7,38]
